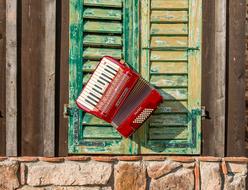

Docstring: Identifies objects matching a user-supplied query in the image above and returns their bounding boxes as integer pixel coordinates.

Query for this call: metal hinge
[201,106,210,120]
[64,104,76,118]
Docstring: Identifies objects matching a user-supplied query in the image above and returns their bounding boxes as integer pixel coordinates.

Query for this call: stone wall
[0,156,247,190]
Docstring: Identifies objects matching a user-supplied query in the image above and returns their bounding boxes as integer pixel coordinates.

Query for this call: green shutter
[138,0,202,154]
[69,0,139,154]
[69,0,201,154]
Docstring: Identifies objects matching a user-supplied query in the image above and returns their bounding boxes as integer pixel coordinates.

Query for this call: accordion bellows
[76,56,163,137]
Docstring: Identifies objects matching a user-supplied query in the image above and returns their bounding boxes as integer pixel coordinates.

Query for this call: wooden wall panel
[202,0,226,156]
[227,0,246,156]
[56,0,69,156]
[0,0,6,156]
[20,0,56,156]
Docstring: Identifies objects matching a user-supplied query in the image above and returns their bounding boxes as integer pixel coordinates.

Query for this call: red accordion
[76,56,163,137]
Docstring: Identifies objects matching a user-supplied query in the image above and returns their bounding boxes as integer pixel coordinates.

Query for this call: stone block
[0,160,19,190]
[114,162,146,190]
[226,162,248,174]
[25,161,112,186]
[224,174,247,190]
[150,168,194,190]
[200,162,222,190]
[147,160,182,179]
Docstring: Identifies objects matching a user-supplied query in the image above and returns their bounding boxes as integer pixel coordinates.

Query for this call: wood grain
[202,0,226,156]
[6,0,17,156]
[227,0,246,156]
[0,0,6,156]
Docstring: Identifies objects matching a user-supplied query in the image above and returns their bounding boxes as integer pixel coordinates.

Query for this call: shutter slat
[82,113,111,126]
[83,35,122,47]
[83,74,91,85]
[149,127,188,140]
[151,24,188,35]
[151,51,188,61]
[84,0,123,8]
[151,11,188,22]
[83,126,121,139]
[83,8,122,20]
[155,101,188,113]
[151,36,188,48]
[151,0,188,10]
[159,88,188,100]
[150,114,188,126]
[150,62,188,74]
[83,48,122,60]
[84,21,122,34]
[150,75,188,87]
[83,61,98,72]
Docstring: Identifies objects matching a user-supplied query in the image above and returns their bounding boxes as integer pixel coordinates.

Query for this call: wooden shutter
[138,0,202,154]
[68,0,139,154]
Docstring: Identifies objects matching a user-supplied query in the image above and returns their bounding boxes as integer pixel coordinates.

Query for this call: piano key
[104,68,116,76]
[102,73,112,81]
[96,67,115,79]
[87,95,98,104]
[77,97,94,110]
[106,64,118,73]
[102,58,120,70]
[89,92,100,101]
[84,87,102,99]
[93,87,103,95]
[80,91,99,103]
[85,98,97,106]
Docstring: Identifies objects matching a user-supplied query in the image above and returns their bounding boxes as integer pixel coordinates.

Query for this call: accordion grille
[112,78,152,126]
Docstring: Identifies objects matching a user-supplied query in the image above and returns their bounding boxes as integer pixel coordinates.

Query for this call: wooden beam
[202,0,226,156]
[0,0,6,156]
[6,0,17,156]
[56,0,69,156]
[20,0,56,156]
[226,0,246,156]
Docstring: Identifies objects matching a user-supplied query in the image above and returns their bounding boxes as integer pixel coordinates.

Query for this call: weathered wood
[84,21,122,34]
[149,127,188,140]
[20,0,56,156]
[202,0,226,156]
[82,61,98,72]
[83,35,122,47]
[82,114,110,126]
[83,8,122,20]
[151,36,188,48]
[227,0,246,156]
[150,75,188,87]
[6,0,17,156]
[83,0,123,8]
[155,101,188,113]
[151,23,188,35]
[83,48,122,59]
[0,0,6,156]
[41,0,56,156]
[150,62,187,74]
[151,51,187,61]
[150,114,188,126]
[82,126,121,139]
[151,11,188,22]
[159,88,188,100]
[57,0,69,156]
[151,0,188,10]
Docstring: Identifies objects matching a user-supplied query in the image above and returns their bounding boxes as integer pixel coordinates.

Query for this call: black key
[94,84,102,91]
[87,96,98,104]
[104,68,115,76]
[99,76,109,84]
[102,73,112,81]
[106,64,118,72]
[85,99,96,107]
[97,79,105,86]
[89,92,100,101]
[93,87,103,95]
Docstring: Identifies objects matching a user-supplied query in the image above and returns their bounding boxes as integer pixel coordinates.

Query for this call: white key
[77,97,94,110]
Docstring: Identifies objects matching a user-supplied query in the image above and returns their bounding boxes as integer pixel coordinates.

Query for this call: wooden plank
[82,74,91,84]
[150,51,188,61]
[150,114,188,126]
[20,0,56,156]
[6,0,17,156]
[151,11,188,22]
[57,0,69,156]
[82,113,110,126]
[201,0,226,156]
[155,101,188,113]
[84,21,122,34]
[151,23,188,35]
[149,127,188,140]
[82,126,121,139]
[227,0,246,156]
[150,75,188,87]
[151,36,188,48]
[83,35,122,47]
[41,0,56,156]
[151,0,188,10]
[83,48,122,59]
[0,0,6,156]
[150,62,187,74]
[83,60,98,72]
[83,0,123,8]
[83,8,122,20]
[159,88,188,100]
